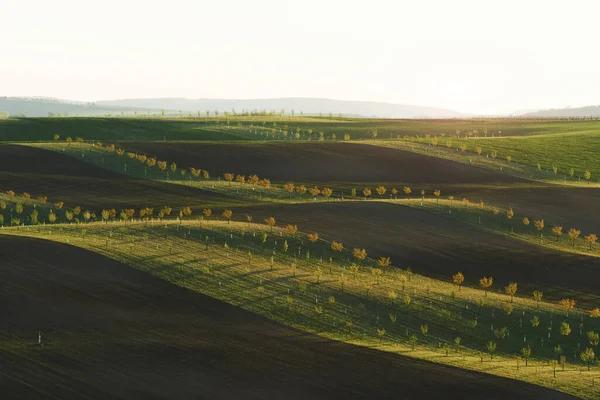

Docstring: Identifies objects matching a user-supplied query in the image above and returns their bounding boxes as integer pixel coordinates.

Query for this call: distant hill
[0,97,159,117]
[95,97,465,119]
[520,105,600,118]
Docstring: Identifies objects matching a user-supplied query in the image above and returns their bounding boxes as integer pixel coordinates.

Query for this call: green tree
[521,346,532,366]
[580,348,595,371]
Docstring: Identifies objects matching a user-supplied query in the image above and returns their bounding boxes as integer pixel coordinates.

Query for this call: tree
[264,216,276,231]
[409,334,418,350]
[479,276,493,296]
[222,209,233,224]
[202,170,210,179]
[552,225,563,242]
[202,208,212,221]
[235,174,245,186]
[309,186,321,200]
[521,346,532,366]
[534,219,545,239]
[403,186,412,200]
[83,210,91,223]
[559,298,576,316]
[376,328,386,343]
[587,331,599,346]
[285,224,298,234]
[248,174,259,185]
[284,182,295,198]
[362,188,371,199]
[486,341,497,360]
[584,171,591,183]
[15,203,23,215]
[433,189,441,205]
[590,308,600,319]
[505,282,517,303]
[6,190,15,199]
[321,187,333,200]
[391,188,398,199]
[584,233,597,251]
[506,207,514,220]
[560,321,571,336]
[452,272,465,291]
[420,324,428,337]
[308,233,319,243]
[448,196,455,208]
[182,206,192,219]
[352,248,367,262]
[370,128,378,139]
[580,348,595,371]
[101,209,110,222]
[375,186,387,196]
[223,173,234,186]
[295,185,307,197]
[377,256,391,269]
[331,241,344,252]
[53,134,60,142]
[532,290,543,307]
[147,157,156,167]
[48,211,56,224]
[522,217,530,227]
[568,228,581,248]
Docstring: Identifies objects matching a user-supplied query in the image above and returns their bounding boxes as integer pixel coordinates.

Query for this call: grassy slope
[3,235,561,400]
[2,117,600,142]
[1,222,596,399]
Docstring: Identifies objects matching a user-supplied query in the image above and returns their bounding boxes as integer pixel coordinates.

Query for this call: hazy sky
[2,0,599,114]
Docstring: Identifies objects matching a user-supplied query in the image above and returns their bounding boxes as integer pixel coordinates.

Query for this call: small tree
[376,328,386,344]
[568,228,581,248]
[182,206,192,219]
[480,276,493,296]
[352,248,367,263]
[584,233,598,251]
[331,241,344,252]
[223,173,234,186]
[522,217,530,227]
[552,225,563,242]
[284,182,295,198]
[521,346,532,366]
[377,256,391,269]
[587,331,599,347]
[433,189,441,205]
[391,188,398,199]
[375,186,387,197]
[590,308,600,319]
[580,348,595,371]
[321,187,333,200]
[560,321,571,336]
[295,185,307,197]
[505,282,517,303]
[362,188,371,200]
[534,219,545,239]
[584,171,591,183]
[248,174,259,185]
[403,185,412,200]
[308,232,319,243]
[264,216,276,232]
[222,209,233,224]
[285,224,298,234]
[236,174,246,186]
[409,334,418,350]
[452,272,465,291]
[310,186,321,200]
[420,324,428,337]
[531,316,540,327]
[532,290,543,307]
[486,341,497,360]
[202,208,212,221]
[559,298,576,316]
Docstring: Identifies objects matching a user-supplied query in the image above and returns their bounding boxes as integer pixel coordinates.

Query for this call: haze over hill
[519,105,600,118]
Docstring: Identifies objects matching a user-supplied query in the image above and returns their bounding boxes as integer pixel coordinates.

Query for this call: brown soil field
[237,202,600,306]
[123,142,524,184]
[0,145,241,209]
[0,236,574,399]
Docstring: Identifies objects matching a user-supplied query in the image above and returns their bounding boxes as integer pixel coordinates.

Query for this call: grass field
[1,116,599,398]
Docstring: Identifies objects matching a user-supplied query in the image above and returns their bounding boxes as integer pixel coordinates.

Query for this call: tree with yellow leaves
[148,157,158,168]
[505,282,518,303]
[375,186,387,197]
[285,224,298,234]
[321,187,333,200]
[391,188,398,199]
[558,298,576,317]
[54,201,64,209]
[284,182,295,198]
[264,216,276,232]
[522,217,530,227]
[247,174,259,185]
[37,196,47,205]
[584,171,591,183]
[295,185,307,197]
[403,185,412,200]
[6,190,15,200]
[222,209,233,224]
[352,248,367,263]
[223,173,234,186]
[236,174,246,186]
[308,232,319,243]
[181,206,192,219]
[480,276,493,297]
[309,186,320,200]
[534,219,545,240]
[377,256,391,269]
[584,233,598,251]
[202,170,210,179]
[568,228,580,248]
[202,208,212,221]
[433,189,441,205]
[258,178,271,188]
[157,161,167,172]
[552,225,563,242]
[362,188,371,200]
[452,272,465,291]
[116,147,124,156]
[331,241,344,252]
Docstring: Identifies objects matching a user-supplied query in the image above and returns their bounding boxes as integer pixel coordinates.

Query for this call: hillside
[0,97,159,117]
[521,105,600,118]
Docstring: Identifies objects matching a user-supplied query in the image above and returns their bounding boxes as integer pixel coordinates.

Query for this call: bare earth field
[0,145,240,209]
[238,202,600,306]
[123,142,524,184]
[0,235,574,399]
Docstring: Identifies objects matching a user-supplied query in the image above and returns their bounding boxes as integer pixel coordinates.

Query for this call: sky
[2,0,599,115]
